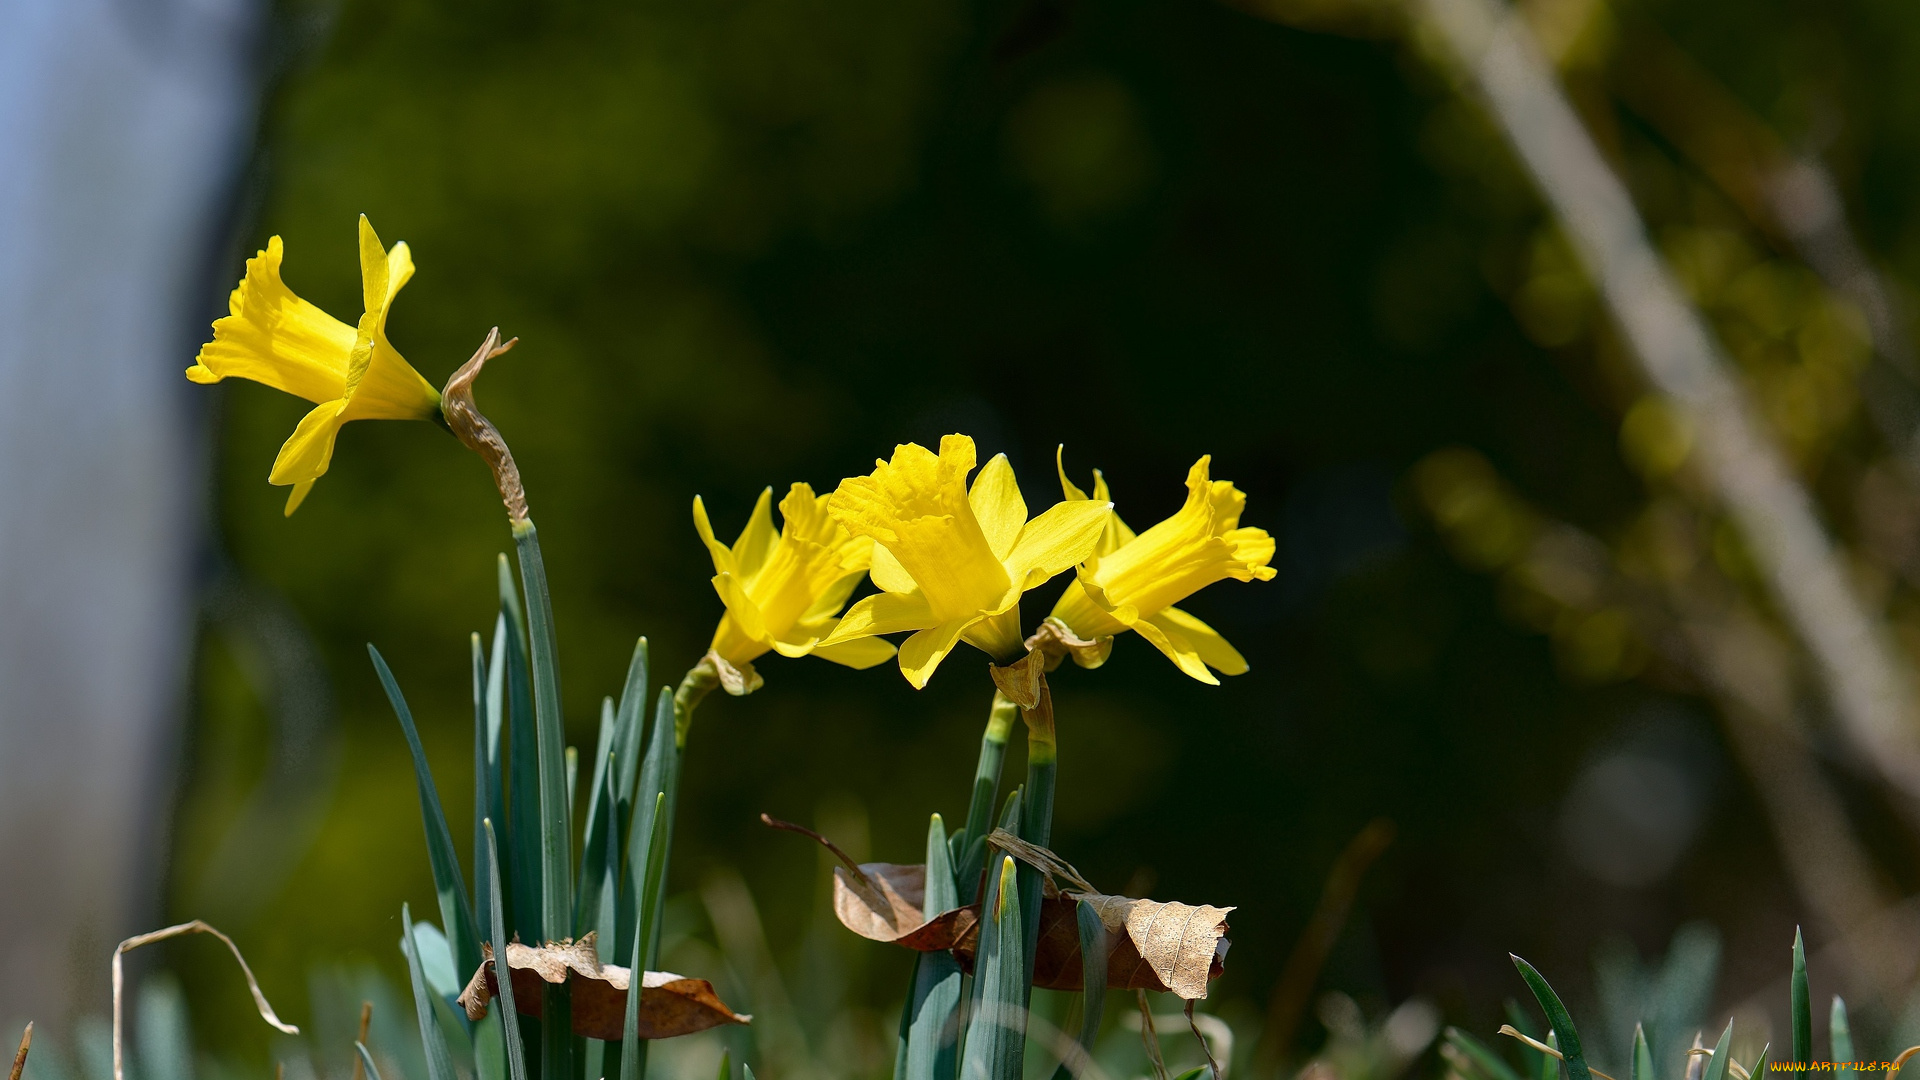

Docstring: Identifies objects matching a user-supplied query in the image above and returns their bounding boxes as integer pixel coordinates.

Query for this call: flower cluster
[191,219,1277,686]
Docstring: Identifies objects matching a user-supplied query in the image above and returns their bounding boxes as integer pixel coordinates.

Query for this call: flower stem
[956,692,1018,904]
[512,518,571,1080]
[1017,681,1056,992]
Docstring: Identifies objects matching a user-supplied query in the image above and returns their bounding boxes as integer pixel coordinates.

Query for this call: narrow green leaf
[1632,1024,1652,1080]
[485,820,529,1080]
[619,793,672,1080]
[1172,1069,1211,1080]
[1504,999,1545,1079]
[372,646,483,981]
[403,904,459,1080]
[1748,1044,1772,1080]
[612,639,650,801]
[1792,928,1811,1067]
[1543,1032,1559,1080]
[1511,954,1591,1080]
[574,700,617,935]
[1019,725,1056,993]
[903,814,962,1080]
[622,688,681,963]
[714,1049,731,1080]
[1831,997,1852,1074]
[1700,1020,1734,1080]
[957,856,1027,1080]
[512,521,573,1080]
[473,633,496,944]
[744,1067,756,1080]
[498,556,543,949]
[355,1043,386,1080]
[1443,1027,1523,1080]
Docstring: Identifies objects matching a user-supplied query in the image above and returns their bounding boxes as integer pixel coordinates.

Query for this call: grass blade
[1792,928,1811,1067]
[372,646,482,981]
[1749,1044,1772,1080]
[715,1050,731,1080]
[903,814,963,1080]
[1511,955,1591,1080]
[1632,1025,1652,1080]
[498,557,543,948]
[622,688,680,963]
[402,905,458,1080]
[1832,998,1853,1074]
[575,700,617,935]
[354,1043,385,1080]
[1020,700,1056,995]
[512,521,573,1080]
[957,857,1026,1080]
[619,793,672,1080]
[612,639,649,811]
[473,633,497,944]
[1445,1027,1523,1080]
[485,820,529,1080]
[1701,1020,1734,1080]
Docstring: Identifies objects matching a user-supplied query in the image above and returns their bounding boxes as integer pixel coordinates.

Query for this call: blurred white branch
[1415,0,1920,809]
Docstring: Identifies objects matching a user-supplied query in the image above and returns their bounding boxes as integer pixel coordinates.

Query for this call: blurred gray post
[0,0,261,1031]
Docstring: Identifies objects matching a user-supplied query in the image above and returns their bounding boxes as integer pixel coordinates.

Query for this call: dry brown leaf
[1077,894,1234,999]
[457,935,750,1040]
[988,651,1046,709]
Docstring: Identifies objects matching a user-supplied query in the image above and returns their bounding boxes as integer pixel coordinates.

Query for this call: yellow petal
[898,618,975,689]
[692,496,739,576]
[1005,498,1113,588]
[1054,447,1134,556]
[1130,613,1221,685]
[968,453,1027,560]
[868,543,917,593]
[358,215,392,316]
[1152,605,1248,676]
[821,589,937,644]
[1055,445,1089,501]
[340,219,437,422]
[188,236,355,404]
[829,435,1009,620]
[811,636,899,669]
[960,604,1025,661]
[283,480,316,517]
[711,573,770,643]
[268,399,350,487]
[731,487,778,581]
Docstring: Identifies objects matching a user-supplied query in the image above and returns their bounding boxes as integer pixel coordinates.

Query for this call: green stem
[956,693,1018,904]
[513,519,572,1080]
[1018,694,1056,993]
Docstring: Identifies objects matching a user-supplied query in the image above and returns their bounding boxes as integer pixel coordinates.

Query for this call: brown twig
[9,1023,30,1080]
[1138,990,1169,1080]
[1254,817,1395,1071]
[1186,1001,1222,1080]
[758,813,896,917]
[348,1001,373,1080]
[113,920,298,1080]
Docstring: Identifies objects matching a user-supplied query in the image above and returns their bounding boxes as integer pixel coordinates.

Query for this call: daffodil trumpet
[188,215,446,515]
[1048,449,1276,684]
[821,434,1113,688]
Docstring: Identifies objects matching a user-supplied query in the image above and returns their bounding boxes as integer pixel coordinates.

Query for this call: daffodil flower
[694,482,898,685]
[187,215,442,515]
[821,434,1112,688]
[1048,451,1275,684]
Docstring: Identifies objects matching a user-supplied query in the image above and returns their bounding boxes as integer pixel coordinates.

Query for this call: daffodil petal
[898,618,974,689]
[811,636,899,669]
[357,215,391,316]
[284,480,316,517]
[189,237,355,404]
[732,487,778,580]
[1006,498,1113,587]
[692,496,739,576]
[712,573,770,643]
[1130,613,1221,685]
[1152,605,1248,676]
[268,398,350,486]
[821,589,936,644]
[1056,445,1089,501]
[969,453,1027,560]
[868,541,917,593]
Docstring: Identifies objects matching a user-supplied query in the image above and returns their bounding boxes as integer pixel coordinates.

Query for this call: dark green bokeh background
[165,0,1920,1069]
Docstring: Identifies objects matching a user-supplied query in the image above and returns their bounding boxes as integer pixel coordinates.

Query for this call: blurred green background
[156,0,1920,1074]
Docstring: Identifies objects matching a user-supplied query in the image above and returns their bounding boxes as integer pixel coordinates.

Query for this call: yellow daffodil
[821,434,1112,688]
[1049,451,1275,684]
[188,215,442,515]
[694,483,898,681]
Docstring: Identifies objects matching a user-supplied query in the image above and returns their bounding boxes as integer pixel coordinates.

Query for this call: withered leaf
[456,934,749,1040]
[828,863,979,948]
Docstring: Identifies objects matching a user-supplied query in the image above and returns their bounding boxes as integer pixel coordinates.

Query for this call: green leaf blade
[1792,929,1811,1067]
[402,904,460,1080]
[1510,955,1592,1080]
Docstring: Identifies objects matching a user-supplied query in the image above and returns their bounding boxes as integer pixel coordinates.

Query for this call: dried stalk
[112,921,297,1080]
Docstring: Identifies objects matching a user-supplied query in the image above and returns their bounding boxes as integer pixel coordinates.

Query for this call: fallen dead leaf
[457,934,750,1040]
